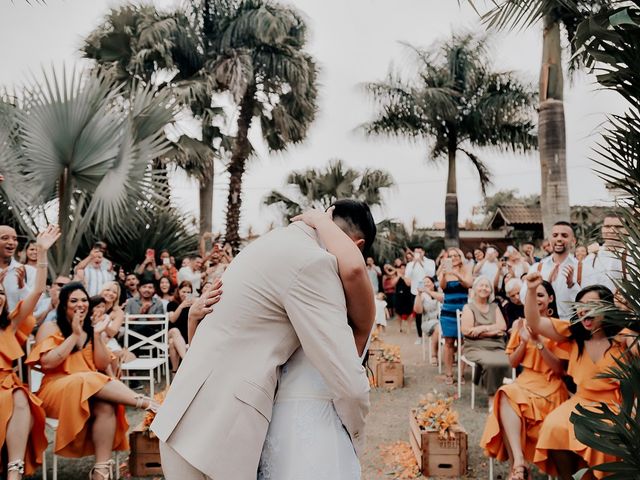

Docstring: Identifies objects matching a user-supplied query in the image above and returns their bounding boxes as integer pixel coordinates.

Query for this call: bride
[258,208,375,480]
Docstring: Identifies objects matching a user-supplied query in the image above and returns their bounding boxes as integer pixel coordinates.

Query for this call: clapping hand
[93,318,110,336]
[15,266,25,289]
[71,308,85,337]
[563,265,575,288]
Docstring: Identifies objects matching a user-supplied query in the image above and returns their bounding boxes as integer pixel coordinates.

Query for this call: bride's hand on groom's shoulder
[291,206,334,229]
[188,279,223,323]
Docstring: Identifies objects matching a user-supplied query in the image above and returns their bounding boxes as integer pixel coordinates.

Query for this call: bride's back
[277,348,331,401]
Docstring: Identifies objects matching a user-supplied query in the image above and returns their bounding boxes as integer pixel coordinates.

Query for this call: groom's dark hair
[329,199,376,254]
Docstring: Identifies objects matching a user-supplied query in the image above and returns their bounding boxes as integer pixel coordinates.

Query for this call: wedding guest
[524,274,636,479]
[167,281,194,374]
[541,239,553,257]
[157,249,178,286]
[394,264,413,333]
[125,277,164,337]
[97,282,135,366]
[38,275,71,325]
[123,273,139,302]
[0,225,29,311]
[501,278,525,332]
[374,292,388,334]
[27,282,159,480]
[520,242,539,266]
[519,222,581,319]
[438,247,473,385]
[366,257,382,293]
[135,249,161,284]
[581,213,626,294]
[414,275,443,366]
[177,256,203,293]
[76,248,115,297]
[382,264,399,317]
[474,246,500,282]
[574,245,588,262]
[481,280,568,480]
[406,247,436,345]
[473,248,485,264]
[0,225,59,479]
[20,240,38,290]
[158,276,174,311]
[460,276,510,403]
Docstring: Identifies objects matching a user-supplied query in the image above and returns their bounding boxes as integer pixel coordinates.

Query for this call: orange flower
[379,441,420,479]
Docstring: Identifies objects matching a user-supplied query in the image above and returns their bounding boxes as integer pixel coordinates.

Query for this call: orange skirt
[534,395,618,477]
[481,380,568,463]
[0,371,48,475]
[37,371,129,457]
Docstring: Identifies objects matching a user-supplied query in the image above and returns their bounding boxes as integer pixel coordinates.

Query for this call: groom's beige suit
[151,222,370,480]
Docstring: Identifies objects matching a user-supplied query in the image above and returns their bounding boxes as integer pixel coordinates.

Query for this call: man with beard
[580,213,627,293]
[520,221,581,319]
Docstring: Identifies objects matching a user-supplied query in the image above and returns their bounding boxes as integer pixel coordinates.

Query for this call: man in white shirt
[520,221,581,319]
[178,255,204,293]
[0,225,31,311]
[405,247,436,344]
[77,248,115,296]
[580,213,626,293]
[365,257,381,293]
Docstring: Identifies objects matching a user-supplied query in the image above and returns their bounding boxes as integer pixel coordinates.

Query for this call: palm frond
[459,148,493,196]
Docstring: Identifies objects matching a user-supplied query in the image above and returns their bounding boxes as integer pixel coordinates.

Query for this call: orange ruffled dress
[26,328,129,457]
[0,304,48,475]
[480,328,569,464]
[534,318,626,477]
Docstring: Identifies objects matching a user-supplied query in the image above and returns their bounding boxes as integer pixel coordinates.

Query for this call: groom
[152,199,376,480]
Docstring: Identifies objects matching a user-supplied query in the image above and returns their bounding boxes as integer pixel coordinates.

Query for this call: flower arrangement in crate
[380,343,401,363]
[414,391,459,439]
[141,389,167,434]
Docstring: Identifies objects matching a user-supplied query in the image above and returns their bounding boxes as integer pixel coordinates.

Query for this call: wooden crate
[409,410,467,477]
[376,361,404,389]
[368,348,384,387]
[129,425,163,477]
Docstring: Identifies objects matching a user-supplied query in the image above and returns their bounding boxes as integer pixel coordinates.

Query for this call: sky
[0,0,629,235]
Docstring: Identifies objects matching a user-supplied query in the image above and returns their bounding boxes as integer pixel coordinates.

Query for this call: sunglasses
[54,282,68,288]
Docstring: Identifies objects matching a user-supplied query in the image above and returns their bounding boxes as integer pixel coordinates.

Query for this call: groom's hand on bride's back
[187,279,223,343]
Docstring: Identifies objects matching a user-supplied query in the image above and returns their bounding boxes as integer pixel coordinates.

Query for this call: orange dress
[26,328,129,457]
[480,327,569,463]
[534,318,626,477]
[0,303,48,475]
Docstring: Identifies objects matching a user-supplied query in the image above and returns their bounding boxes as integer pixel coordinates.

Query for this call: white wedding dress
[257,348,362,480]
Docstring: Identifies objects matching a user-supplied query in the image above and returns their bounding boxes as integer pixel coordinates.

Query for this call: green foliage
[0,67,174,275]
[563,1,640,476]
[264,159,394,221]
[479,189,540,215]
[371,219,441,265]
[363,33,537,245]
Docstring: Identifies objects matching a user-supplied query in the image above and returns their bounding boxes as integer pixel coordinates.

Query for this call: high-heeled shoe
[7,459,24,479]
[89,459,113,480]
[134,394,159,413]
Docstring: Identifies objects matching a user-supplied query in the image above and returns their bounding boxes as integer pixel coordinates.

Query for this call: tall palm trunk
[444,134,459,248]
[199,177,214,235]
[224,84,256,251]
[539,15,570,238]
[57,168,74,275]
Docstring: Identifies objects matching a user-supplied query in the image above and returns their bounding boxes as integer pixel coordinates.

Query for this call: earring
[547,308,554,317]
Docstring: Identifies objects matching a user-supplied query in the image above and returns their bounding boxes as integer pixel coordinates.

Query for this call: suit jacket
[151,222,370,479]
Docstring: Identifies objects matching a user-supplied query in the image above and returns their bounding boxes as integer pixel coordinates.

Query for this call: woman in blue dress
[438,247,473,384]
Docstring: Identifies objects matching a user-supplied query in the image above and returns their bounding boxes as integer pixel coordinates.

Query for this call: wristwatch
[535,342,545,351]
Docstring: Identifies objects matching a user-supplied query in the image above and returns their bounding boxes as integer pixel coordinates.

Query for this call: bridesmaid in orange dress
[0,225,59,479]
[27,282,159,480]
[480,280,569,480]
[524,272,635,480]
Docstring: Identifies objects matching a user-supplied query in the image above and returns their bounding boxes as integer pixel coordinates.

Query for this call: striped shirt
[84,264,115,297]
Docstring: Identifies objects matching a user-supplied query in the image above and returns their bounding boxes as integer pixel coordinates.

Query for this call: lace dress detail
[258,348,362,479]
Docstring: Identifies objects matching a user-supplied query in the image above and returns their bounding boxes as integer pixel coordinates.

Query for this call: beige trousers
[159,441,212,480]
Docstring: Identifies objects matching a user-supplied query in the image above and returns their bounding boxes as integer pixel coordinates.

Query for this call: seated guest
[481,280,568,480]
[26,282,159,480]
[460,276,511,404]
[414,275,443,366]
[0,226,58,479]
[501,278,525,332]
[124,277,165,336]
[166,281,194,374]
[524,273,637,479]
[157,276,174,311]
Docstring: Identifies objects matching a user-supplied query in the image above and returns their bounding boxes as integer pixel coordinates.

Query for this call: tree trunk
[444,137,459,248]
[539,15,570,238]
[224,85,256,251]
[57,168,73,276]
[199,176,214,236]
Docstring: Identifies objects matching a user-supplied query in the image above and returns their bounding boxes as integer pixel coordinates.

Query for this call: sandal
[7,460,24,479]
[89,460,113,480]
[444,374,454,385]
[134,395,159,413]
[508,464,529,480]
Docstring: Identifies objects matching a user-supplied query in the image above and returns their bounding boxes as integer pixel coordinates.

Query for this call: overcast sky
[0,0,629,234]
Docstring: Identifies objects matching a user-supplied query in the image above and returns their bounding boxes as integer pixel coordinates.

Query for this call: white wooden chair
[456,309,477,409]
[120,313,170,397]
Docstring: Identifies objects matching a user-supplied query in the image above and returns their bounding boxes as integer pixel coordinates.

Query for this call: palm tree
[82,2,231,235]
[209,0,319,251]
[363,33,537,247]
[264,159,394,220]
[469,0,612,237]
[0,68,173,275]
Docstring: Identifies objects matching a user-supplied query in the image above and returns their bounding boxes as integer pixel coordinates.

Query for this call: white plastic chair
[456,309,477,409]
[120,313,170,397]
